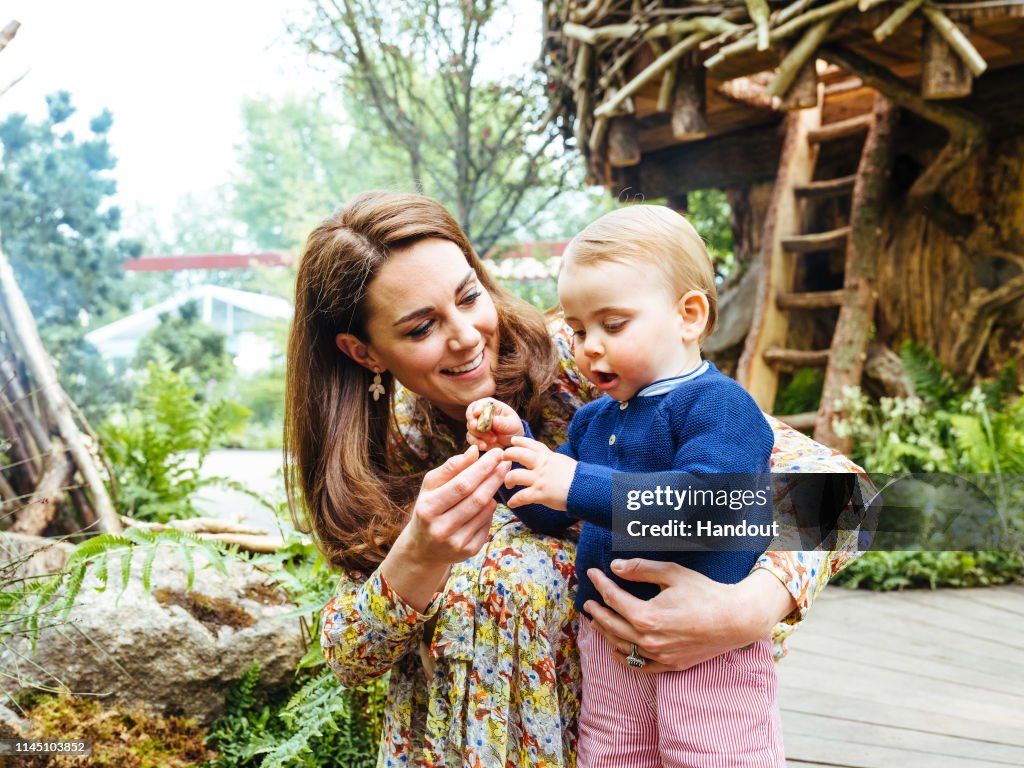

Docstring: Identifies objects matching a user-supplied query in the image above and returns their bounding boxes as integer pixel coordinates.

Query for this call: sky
[2,1,327,236]
[1,1,541,242]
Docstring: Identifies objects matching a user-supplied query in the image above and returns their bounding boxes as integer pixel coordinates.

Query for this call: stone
[1,546,305,723]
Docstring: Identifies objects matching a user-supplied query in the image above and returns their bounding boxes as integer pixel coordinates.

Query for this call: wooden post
[782,58,820,110]
[815,97,896,451]
[922,19,972,99]
[0,240,121,535]
[608,115,641,167]
[671,65,707,140]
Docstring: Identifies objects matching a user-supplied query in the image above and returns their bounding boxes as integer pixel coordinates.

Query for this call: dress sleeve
[320,564,443,687]
[754,415,870,625]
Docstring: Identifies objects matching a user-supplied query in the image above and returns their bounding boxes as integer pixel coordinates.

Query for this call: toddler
[467,205,783,768]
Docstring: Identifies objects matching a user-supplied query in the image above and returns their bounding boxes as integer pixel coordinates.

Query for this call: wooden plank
[795,591,1024,670]
[789,640,1024,700]
[781,663,1021,726]
[763,347,831,367]
[882,589,1024,636]
[777,289,846,309]
[807,113,873,143]
[953,583,1024,616]
[794,175,857,199]
[781,226,851,252]
[785,731,1018,768]
[780,686,1024,749]
[784,711,1024,764]
[775,411,818,430]
[864,591,1024,651]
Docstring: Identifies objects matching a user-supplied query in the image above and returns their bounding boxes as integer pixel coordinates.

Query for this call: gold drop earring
[368,368,385,401]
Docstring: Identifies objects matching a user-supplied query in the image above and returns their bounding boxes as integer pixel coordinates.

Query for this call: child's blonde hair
[562,204,718,342]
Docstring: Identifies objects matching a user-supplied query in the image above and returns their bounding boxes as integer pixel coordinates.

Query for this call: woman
[285,191,867,768]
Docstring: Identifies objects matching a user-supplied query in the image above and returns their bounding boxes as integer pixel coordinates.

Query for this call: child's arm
[511,386,773,531]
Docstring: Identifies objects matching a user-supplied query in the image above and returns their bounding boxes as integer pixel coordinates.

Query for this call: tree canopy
[0,92,140,333]
[293,0,577,254]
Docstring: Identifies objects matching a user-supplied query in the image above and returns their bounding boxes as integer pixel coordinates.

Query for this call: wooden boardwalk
[780,583,1024,767]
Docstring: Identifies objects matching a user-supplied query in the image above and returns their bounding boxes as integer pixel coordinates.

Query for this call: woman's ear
[676,290,710,344]
[335,333,383,372]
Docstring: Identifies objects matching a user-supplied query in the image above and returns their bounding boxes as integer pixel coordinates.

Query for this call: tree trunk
[874,133,1024,380]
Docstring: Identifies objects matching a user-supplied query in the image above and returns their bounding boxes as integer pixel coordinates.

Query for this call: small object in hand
[626,643,647,669]
[477,402,495,433]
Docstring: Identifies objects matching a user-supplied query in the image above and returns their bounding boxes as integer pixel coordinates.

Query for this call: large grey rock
[1,547,305,723]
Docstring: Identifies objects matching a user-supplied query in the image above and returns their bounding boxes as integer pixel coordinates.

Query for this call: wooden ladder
[738,84,892,450]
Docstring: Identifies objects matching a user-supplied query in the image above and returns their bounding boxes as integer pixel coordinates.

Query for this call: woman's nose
[448,314,481,351]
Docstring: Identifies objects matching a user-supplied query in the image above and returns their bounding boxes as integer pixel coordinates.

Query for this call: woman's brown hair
[284,191,557,574]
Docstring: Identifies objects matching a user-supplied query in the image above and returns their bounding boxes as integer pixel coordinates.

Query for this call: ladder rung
[824,78,864,97]
[777,290,845,310]
[776,411,818,430]
[781,226,851,253]
[794,175,857,200]
[807,114,872,144]
[763,348,831,367]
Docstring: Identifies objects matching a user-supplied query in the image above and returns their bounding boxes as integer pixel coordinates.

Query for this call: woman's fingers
[583,593,643,648]
[432,459,510,535]
[587,567,657,632]
[423,444,480,491]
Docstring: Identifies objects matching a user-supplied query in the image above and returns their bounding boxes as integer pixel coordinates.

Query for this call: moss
[15,693,215,767]
[243,581,290,606]
[154,588,255,633]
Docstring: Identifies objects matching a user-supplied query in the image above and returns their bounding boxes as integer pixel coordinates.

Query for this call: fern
[900,341,960,408]
[99,361,249,523]
[3,529,239,652]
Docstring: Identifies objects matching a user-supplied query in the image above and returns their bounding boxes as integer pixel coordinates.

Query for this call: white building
[86,285,292,374]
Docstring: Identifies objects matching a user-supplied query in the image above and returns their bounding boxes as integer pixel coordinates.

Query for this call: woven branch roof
[542,0,1024,182]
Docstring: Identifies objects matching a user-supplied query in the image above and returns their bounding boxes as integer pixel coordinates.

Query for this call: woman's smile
[442,348,486,376]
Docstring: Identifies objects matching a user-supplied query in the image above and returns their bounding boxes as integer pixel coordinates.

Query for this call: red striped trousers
[577,619,784,768]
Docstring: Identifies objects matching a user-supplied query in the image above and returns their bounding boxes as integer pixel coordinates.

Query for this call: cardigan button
[619,401,628,410]
[608,434,616,445]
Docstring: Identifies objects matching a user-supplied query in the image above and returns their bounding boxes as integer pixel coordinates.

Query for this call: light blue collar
[635,360,710,398]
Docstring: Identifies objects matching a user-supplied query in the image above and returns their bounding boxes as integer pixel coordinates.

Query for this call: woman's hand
[382,444,510,611]
[466,398,524,451]
[584,560,796,672]
[503,435,576,511]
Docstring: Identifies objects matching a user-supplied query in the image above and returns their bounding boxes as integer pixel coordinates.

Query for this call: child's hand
[466,398,524,451]
[503,436,575,512]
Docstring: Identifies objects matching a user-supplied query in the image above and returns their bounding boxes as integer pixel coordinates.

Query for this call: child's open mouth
[593,371,618,389]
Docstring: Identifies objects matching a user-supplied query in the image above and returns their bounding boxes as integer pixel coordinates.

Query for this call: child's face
[558,258,705,401]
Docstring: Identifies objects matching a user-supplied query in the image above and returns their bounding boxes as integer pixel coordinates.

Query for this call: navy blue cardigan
[504,362,774,615]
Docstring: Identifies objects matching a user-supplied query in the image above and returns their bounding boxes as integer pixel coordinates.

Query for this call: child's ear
[335,332,384,371]
[676,290,710,344]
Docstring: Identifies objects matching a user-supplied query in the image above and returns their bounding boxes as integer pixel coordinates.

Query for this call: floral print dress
[321,321,870,768]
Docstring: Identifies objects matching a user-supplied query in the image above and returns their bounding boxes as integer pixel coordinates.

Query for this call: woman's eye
[407,320,434,339]
[460,290,481,306]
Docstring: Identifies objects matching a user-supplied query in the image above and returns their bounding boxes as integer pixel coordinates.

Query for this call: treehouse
[542,0,1024,448]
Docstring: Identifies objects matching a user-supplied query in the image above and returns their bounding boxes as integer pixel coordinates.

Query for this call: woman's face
[359,238,500,420]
